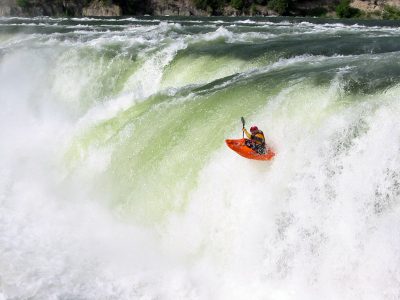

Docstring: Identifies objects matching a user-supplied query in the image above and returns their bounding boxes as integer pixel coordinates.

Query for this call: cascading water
[1,16,400,299]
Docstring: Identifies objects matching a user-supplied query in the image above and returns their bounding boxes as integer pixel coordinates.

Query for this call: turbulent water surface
[1,16,400,299]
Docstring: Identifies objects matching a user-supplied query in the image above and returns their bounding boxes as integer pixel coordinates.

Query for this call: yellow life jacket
[251,130,265,145]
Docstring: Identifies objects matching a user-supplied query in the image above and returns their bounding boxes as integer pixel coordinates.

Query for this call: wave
[2,16,400,300]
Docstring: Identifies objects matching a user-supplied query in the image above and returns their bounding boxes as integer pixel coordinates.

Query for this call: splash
[1,16,400,300]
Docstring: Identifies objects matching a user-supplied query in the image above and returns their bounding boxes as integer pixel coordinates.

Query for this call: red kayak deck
[225,138,275,161]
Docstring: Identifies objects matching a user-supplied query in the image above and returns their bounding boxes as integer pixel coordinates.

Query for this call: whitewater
[1,16,400,299]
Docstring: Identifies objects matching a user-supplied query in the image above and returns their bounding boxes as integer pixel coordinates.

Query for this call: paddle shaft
[241,117,245,138]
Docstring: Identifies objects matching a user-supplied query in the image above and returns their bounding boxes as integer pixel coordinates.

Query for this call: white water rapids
[1,16,400,300]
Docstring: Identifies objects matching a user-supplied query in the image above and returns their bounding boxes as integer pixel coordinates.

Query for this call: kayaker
[243,126,266,154]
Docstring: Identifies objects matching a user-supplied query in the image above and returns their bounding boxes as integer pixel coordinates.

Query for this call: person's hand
[242,128,246,132]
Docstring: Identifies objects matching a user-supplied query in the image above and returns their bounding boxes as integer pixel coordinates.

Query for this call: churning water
[1,16,400,299]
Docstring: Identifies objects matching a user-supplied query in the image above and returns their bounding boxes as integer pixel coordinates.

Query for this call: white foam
[160,83,400,299]
[2,17,400,300]
[121,38,187,100]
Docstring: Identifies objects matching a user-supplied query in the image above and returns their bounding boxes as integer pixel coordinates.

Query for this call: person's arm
[243,128,252,139]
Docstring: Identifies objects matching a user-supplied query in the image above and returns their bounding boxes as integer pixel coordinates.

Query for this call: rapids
[1,16,400,299]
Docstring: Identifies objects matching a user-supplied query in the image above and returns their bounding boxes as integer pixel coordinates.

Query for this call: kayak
[225,138,275,161]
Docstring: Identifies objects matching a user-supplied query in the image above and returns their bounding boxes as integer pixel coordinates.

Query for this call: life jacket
[251,130,265,146]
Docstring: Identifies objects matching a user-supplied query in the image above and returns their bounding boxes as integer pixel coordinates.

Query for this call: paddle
[241,117,245,138]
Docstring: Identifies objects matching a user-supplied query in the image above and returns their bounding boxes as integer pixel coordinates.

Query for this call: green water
[2,16,400,299]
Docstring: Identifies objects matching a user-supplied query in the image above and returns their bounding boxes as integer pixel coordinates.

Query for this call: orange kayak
[225,138,275,161]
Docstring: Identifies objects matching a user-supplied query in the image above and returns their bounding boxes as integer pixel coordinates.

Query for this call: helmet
[250,126,258,132]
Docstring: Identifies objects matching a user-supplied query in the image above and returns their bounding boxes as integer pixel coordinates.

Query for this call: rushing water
[1,16,400,299]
